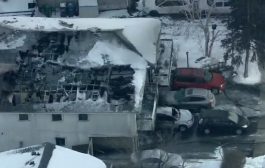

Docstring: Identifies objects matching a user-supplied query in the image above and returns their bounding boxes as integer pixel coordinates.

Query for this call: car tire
[149,10,159,16]
[236,129,243,135]
[204,128,210,135]
[179,125,188,132]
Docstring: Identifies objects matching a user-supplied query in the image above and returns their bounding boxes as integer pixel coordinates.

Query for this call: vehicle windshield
[204,70,213,82]
[228,112,239,123]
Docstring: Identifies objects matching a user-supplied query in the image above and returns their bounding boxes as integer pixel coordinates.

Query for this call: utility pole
[186,51,189,67]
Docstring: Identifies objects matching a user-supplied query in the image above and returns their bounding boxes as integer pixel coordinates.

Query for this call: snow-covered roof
[0,143,106,168]
[48,146,106,168]
[0,17,161,64]
[78,0,98,7]
[0,0,34,13]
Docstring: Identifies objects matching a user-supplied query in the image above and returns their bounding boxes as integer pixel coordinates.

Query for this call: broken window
[52,114,62,121]
[78,114,88,121]
[19,114,29,121]
[224,1,231,6]
[48,94,54,103]
[55,137,65,146]
[28,3,36,9]
[215,2,223,7]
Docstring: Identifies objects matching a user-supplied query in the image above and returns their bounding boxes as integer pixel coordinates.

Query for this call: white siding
[0,112,137,151]
[0,0,34,13]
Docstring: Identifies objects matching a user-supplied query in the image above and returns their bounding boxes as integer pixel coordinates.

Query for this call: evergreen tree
[252,0,265,68]
[222,0,256,77]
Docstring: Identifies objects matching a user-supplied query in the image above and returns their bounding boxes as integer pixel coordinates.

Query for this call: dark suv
[198,109,249,135]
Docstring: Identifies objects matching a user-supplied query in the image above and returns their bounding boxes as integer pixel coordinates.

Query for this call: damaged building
[0,17,161,154]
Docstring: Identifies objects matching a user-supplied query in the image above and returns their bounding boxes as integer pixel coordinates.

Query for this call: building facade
[37,0,131,11]
[0,17,161,154]
[0,112,137,152]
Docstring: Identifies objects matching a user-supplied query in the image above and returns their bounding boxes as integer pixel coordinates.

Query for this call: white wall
[0,112,137,151]
[0,0,35,13]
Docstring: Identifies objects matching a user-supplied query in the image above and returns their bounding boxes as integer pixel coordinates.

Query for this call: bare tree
[183,1,220,57]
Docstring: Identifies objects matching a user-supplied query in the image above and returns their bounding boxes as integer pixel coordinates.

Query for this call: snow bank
[233,54,261,85]
[48,146,106,168]
[245,155,265,168]
[0,34,26,50]
[0,17,161,64]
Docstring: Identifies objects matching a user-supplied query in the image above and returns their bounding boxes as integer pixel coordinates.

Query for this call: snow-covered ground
[233,54,261,85]
[185,146,223,168]
[160,16,261,85]
[184,146,264,168]
[245,155,265,168]
[161,17,226,67]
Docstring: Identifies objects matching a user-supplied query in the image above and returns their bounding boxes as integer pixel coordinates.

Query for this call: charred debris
[0,32,136,109]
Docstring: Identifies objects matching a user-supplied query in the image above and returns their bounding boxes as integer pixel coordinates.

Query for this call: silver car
[159,88,216,111]
[131,149,183,168]
[156,107,194,132]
